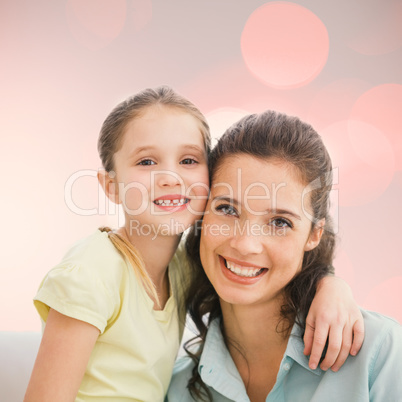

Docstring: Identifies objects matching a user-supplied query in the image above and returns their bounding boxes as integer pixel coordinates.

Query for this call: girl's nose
[229,225,264,256]
[154,170,183,188]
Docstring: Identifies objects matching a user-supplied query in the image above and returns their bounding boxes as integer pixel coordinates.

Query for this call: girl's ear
[98,169,121,204]
[304,218,325,251]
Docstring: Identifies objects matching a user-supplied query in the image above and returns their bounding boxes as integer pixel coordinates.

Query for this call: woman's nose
[229,226,264,256]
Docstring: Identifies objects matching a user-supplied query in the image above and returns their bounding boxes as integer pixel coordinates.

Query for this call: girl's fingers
[303,321,316,357]
[330,324,353,372]
[319,324,342,371]
[308,321,330,370]
[351,318,365,356]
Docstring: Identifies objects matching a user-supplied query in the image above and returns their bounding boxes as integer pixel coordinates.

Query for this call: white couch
[0,332,41,402]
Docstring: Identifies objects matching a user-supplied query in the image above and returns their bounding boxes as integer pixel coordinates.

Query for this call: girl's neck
[116,224,180,292]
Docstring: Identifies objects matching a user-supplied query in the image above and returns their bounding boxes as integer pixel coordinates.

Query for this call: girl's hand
[24,308,99,402]
[303,276,364,372]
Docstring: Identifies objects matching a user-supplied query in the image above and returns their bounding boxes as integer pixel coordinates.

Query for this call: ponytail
[99,227,160,307]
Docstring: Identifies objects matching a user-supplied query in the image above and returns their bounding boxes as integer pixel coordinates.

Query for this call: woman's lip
[219,256,268,285]
[221,256,266,269]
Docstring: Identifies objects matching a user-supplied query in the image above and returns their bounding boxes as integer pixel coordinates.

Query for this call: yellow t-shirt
[34,230,190,402]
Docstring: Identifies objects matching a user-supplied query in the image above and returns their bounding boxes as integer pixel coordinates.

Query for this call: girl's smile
[110,105,209,237]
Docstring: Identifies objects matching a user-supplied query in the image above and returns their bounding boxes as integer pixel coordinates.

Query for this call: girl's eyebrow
[212,196,301,220]
[130,144,205,157]
[179,144,205,154]
[130,145,157,156]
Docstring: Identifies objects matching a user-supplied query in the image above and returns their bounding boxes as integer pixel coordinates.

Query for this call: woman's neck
[220,299,291,401]
[221,299,289,354]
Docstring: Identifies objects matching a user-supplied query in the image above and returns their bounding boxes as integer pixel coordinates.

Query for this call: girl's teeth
[225,260,264,278]
[155,199,187,206]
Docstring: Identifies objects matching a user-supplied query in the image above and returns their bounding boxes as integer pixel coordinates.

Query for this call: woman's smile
[200,154,321,307]
[221,256,267,280]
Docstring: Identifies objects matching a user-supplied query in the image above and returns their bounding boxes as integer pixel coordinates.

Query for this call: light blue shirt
[167,310,402,401]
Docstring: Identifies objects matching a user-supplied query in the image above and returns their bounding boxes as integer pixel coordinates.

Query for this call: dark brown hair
[184,110,335,400]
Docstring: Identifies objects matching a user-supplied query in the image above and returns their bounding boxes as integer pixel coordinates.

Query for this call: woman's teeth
[225,260,264,278]
[154,198,188,207]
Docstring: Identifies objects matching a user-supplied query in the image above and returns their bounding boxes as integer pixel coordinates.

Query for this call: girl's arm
[24,308,99,402]
[304,276,364,372]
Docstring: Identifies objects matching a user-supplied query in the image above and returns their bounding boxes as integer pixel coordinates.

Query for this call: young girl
[25,87,364,402]
[167,110,401,401]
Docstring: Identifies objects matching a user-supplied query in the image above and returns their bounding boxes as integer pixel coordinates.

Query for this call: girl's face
[199,154,323,308]
[111,105,209,237]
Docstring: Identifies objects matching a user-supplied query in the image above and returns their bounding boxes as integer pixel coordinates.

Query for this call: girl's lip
[219,256,268,285]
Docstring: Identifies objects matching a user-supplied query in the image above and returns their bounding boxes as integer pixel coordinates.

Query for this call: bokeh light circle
[321,120,395,207]
[241,2,329,89]
[307,78,371,131]
[66,0,127,49]
[350,84,402,171]
[364,276,402,324]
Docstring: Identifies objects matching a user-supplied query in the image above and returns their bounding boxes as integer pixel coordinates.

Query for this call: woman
[167,111,402,401]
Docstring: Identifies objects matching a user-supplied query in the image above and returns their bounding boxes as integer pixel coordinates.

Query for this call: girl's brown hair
[184,110,335,400]
[97,86,211,305]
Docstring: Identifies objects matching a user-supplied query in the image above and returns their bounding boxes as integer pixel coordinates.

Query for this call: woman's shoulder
[358,310,402,398]
[360,309,402,365]
[362,309,401,341]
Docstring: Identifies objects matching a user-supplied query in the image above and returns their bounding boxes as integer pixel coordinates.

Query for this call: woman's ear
[304,218,325,251]
[98,169,121,204]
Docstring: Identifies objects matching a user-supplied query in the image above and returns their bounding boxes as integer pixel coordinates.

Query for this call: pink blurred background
[1,0,401,331]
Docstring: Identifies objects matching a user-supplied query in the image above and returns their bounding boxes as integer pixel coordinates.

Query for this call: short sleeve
[34,261,118,333]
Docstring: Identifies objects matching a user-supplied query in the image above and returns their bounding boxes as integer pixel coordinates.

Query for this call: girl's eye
[180,158,198,165]
[215,204,238,217]
[270,217,293,229]
[138,159,156,166]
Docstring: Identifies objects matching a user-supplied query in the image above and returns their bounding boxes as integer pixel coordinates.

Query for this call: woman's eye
[138,159,156,166]
[180,158,198,165]
[270,217,293,229]
[215,204,238,216]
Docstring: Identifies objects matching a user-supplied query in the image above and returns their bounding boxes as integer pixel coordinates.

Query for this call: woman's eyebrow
[267,208,301,220]
[212,196,240,205]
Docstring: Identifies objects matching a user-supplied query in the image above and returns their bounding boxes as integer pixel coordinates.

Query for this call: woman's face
[199,154,323,308]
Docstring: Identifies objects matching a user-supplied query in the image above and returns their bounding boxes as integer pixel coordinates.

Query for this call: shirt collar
[198,318,323,395]
[285,323,324,376]
[198,319,249,400]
